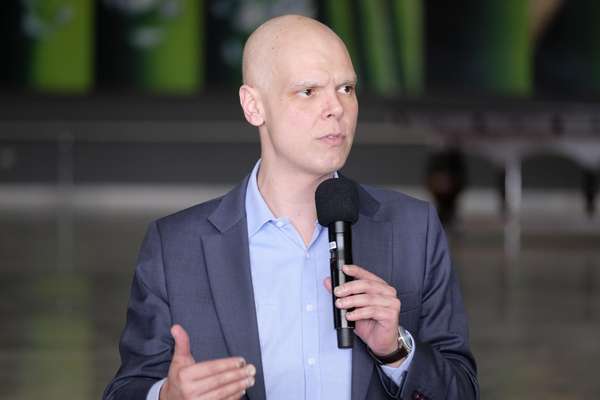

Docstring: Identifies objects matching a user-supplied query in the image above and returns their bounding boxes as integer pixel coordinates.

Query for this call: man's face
[258,31,358,178]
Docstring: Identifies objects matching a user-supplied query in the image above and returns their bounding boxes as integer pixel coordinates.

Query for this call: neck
[257,159,333,245]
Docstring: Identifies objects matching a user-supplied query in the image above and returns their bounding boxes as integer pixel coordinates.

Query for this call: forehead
[271,31,356,86]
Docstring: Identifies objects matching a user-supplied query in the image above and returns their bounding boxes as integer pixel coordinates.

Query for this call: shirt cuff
[379,330,416,386]
[146,378,167,400]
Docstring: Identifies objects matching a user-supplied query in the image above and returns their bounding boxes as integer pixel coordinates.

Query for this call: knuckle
[389,287,397,297]
[369,308,378,319]
[371,310,381,320]
[387,307,397,319]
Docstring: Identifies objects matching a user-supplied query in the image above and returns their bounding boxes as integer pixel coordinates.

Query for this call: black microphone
[315,177,359,349]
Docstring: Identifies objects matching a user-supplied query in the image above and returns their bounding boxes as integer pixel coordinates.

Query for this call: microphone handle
[328,220,354,348]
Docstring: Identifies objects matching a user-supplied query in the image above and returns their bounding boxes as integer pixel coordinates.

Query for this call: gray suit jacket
[103,175,478,400]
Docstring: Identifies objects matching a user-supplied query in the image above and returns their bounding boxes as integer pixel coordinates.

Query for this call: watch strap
[368,326,412,365]
[368,343,409,365]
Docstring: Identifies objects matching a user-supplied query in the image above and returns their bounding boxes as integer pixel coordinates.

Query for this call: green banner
[25,0,93,93]
[392,0,423,95]
[129,0,204,93]
[324,0,424,96]
[324,0,360,76]
[480,0,531,95]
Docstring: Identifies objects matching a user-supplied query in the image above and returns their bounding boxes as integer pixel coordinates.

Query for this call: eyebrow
[289,80,323,89]
[289,78,357,89]
[338,79,357,87]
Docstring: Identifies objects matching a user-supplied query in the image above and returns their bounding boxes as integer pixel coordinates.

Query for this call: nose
[322,90,344,120]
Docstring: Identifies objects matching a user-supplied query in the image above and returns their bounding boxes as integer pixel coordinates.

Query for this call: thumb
[171,324,195,365]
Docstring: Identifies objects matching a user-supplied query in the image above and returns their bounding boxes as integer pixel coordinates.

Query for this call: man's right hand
[160,325,256,400]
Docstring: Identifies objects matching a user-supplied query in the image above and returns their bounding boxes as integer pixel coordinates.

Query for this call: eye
[298,88,314,97]
[339,85,354,95]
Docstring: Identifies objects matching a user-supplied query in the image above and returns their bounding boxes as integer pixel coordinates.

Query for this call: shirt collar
[245,159,338,238]
[245,160,277,237]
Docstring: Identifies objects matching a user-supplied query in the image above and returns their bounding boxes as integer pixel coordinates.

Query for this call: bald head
[242,15,352,91]
[238,14,358,180]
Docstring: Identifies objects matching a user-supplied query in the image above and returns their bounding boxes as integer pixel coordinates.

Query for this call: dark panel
[0,141,58,183]
[522,155,582,189]
[342,144,430,185]
[73,142,260,184]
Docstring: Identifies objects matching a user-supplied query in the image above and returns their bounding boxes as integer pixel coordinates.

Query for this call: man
[104,15,478,400]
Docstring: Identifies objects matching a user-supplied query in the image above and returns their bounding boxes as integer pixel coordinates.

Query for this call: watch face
[399,326,413,351]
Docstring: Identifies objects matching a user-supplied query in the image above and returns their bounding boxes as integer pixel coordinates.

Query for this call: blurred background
[1,0,599,399]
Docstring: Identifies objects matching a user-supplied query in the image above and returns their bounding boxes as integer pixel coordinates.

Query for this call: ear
[239,84,265,127]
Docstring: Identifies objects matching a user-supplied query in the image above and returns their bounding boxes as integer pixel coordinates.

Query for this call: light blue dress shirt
[146,161,414,399]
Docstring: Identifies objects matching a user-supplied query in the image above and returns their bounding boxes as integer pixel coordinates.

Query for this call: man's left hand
[324,264,401,361]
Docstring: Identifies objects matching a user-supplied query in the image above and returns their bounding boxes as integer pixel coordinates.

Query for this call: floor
[0,198,599,399]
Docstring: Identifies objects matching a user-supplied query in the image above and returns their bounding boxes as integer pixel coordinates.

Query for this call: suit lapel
[350,185,392,400]
[201,178,389,400]
[203,177,267,400]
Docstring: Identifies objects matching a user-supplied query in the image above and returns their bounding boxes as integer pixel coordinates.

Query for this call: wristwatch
[369,326,413,365]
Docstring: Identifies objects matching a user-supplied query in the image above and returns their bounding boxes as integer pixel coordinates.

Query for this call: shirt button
[305,253,310,259]
[307,357,316,366]
[276,221,285,228]
[306,304,314,312]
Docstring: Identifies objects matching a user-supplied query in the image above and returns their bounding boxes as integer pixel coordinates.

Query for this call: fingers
[200,368,255,400]
[224,391,247,400]
[330,265,400,325]
[180,357,248,381]
[181,362,256,398]
[326,265,395,298]
[345,305,398,323]
[333,272,396,299]
[341,264,386,283]
[326,265,402,358]
[171,324,195,366]
[335,293,401,312]
[167,356,255,400]
[167,325,255,400]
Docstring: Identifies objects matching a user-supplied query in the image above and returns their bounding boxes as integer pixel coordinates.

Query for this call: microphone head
[315,177,359,226]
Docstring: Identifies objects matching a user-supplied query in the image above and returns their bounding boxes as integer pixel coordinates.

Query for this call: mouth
[318,133,345,146]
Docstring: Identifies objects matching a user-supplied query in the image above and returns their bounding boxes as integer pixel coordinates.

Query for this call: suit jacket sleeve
[398,204,479,400]
[103,221,172,400]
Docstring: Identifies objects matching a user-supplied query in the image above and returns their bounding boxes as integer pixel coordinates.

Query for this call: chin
[316,156,348,175]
